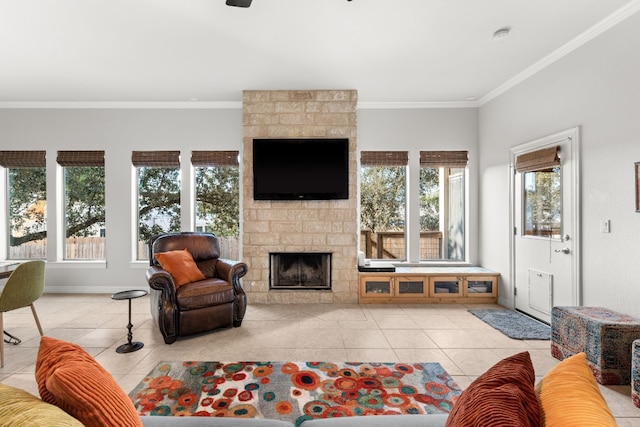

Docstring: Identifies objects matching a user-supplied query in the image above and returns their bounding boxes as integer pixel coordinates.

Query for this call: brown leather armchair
[146,232,248,344]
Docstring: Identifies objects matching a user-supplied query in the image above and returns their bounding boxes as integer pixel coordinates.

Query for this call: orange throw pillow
[535,352,616,427]
[445,351,541,427]
[154,248,205,287]
[35,336,143,427]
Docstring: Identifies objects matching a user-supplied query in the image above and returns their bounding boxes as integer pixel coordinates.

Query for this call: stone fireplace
[242,89,358,303]
[269,252,332,290]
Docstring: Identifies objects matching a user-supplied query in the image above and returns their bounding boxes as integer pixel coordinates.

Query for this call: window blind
[191,151,239,167]
[515,146,560,173]
[0,151,46,168]
[420,151,468,168]
[57,150,105,167]
[360,151,408,167]
[131,151,180,167]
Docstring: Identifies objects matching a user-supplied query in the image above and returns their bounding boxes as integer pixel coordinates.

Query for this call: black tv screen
[253,138,349,200]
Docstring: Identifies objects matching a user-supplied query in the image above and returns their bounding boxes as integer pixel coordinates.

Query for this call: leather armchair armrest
[216,259,248,289]
[216,258,248,327]
[146,266,177,300]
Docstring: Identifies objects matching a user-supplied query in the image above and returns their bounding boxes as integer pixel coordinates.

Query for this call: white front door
[511,127,581,323]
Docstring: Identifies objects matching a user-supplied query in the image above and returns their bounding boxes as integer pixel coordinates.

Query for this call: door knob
[554,247,570,254]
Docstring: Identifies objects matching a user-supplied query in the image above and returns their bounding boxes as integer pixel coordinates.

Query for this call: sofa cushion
[0,383,83,426]
[35,336,143,427]
[535,352,616,426]
[155,248,206,287]
[445,351,540,427]
[177,278,234,310]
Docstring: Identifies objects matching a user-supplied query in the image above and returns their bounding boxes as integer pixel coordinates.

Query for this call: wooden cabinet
[360,276,394,300]
[430,276,463,298]
[359,267,498,304]
[359,276,428,303]
[396,277,428,299]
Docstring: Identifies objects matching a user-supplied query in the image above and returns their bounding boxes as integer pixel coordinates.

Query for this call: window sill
[46,261,107,269]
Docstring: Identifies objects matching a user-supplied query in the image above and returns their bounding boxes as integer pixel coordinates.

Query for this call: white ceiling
[1,0,638,107]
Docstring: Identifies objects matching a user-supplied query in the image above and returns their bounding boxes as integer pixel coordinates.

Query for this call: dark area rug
[468,308,551,340]
[129,361,462,424]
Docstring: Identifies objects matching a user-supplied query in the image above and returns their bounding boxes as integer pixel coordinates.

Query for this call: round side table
[111,289,148,353]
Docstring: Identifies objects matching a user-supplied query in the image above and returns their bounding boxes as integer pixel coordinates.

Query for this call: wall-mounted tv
[253,138,349,200]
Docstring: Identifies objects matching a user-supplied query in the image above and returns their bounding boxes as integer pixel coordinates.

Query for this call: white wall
[479,12,640,316]
[0,107,479,293]
[357,108,479,264]
[0,109,242,292]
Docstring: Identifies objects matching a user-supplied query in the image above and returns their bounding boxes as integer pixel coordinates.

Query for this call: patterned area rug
[129,361,461,425]
[469,308,551,340]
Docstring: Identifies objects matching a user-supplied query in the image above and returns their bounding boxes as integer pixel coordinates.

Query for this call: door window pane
[523,167,561,238]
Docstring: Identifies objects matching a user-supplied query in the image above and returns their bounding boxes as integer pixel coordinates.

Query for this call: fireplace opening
[269,252,331,290]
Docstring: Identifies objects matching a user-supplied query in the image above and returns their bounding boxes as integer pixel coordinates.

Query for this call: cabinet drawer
[464,276,497,297]
[360,277,393,298]
[396,278,428,298]
[429,277,463,297]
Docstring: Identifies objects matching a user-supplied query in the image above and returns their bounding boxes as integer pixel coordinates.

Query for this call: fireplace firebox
[269,252,331,290]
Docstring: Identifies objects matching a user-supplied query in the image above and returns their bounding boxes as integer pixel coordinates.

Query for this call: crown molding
[0,101,243,109]
[479,0,640,106]
[357,101,480,109]
[0,100,482,110]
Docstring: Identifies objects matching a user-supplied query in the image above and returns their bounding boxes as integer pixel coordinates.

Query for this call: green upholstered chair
[0,260,45,367]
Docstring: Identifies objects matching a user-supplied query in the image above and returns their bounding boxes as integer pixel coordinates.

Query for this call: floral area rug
[129,361,461,426]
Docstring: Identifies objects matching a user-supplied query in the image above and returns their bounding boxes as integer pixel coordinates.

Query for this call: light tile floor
[1,294,638,425]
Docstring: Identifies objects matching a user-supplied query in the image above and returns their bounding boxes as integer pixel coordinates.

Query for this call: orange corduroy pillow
[154,248,206,287]
[445,351,541,427]
[535,352,616,427]
[35,336,143,427]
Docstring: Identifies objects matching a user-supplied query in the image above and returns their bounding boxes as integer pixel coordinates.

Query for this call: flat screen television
[253,138,349,200]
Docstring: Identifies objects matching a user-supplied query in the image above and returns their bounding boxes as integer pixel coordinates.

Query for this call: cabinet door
[464,275,498,298]
[395,277,428,298]
[359,276,394,298]
[429,276,463,297]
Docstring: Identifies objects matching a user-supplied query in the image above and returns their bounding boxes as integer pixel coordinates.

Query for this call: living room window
[192,151,240,259]
[132,151,181,260]
[58,151,106,260]
[360,151,408,261]
[419,151,468,261]
[0,151,47,259]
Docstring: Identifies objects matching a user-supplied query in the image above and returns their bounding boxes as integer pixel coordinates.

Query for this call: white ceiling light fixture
[493,26,511,40]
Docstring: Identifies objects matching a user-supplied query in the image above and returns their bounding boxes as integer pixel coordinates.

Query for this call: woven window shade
[515,146,560,173]
[57,151,105,167]
[0,151,46,168]
[420,151,468,168]
[361,151,408,167]
[191,151,239,167]
[131,151,180,167]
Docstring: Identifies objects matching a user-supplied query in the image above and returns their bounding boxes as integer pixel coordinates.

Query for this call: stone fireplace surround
[242,90,358,303]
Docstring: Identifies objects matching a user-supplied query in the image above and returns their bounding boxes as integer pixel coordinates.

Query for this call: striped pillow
[35,336,143,427]
[535,352,616,427]
[445,351,541,427]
